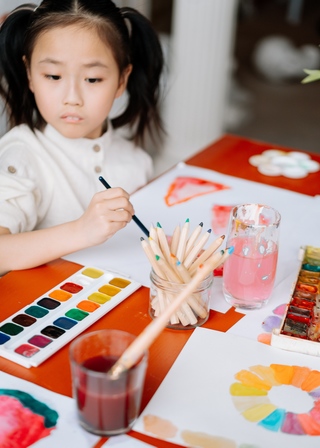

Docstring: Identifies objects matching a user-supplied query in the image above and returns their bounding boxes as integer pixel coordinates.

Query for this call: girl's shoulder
[0,124,40,150]
[0,125,45,177]
[109,127,151,159]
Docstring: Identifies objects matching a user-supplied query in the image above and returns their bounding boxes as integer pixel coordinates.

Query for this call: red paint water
[223,236,278,307]
[75,355,140,434]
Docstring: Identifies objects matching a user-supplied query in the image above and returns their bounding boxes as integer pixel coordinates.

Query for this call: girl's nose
[63,79,83,106]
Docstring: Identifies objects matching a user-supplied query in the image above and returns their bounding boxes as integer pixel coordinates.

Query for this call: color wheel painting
[164,176,230,206]
[0,389,58,447]
[134,328,320,447]
[230,364,320,435]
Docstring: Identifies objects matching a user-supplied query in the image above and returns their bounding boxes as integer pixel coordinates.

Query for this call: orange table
[1,134,320,447]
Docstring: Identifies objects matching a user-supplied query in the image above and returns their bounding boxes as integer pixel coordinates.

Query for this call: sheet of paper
[64,162,319,285]
[0,371,99,447]
[133,327,320,447]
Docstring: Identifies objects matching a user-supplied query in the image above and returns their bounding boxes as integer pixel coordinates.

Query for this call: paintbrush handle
[98,176,149,237]
[110,246,234,378]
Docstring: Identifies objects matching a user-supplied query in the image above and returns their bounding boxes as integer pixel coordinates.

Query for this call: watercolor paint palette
[271,245,320,356]
[0,266,141,368]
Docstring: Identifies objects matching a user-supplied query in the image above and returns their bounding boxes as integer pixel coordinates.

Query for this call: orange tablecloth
[1,134,319,447]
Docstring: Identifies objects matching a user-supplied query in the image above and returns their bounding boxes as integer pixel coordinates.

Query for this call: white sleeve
[0,145,42,233]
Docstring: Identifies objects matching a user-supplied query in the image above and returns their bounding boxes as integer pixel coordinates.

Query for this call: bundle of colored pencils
[141,219,228,327]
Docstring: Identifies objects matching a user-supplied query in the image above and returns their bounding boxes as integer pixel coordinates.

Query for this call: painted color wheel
[230,364,320,435]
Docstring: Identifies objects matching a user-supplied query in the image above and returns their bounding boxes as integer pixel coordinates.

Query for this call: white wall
[158,0,238,172]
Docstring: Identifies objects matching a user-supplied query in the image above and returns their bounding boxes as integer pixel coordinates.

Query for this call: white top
[0,123,153,233]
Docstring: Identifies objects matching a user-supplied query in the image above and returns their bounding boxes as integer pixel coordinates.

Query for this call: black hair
[0,0,164,144]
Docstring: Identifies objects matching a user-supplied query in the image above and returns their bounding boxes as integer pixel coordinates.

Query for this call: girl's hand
[76,188,135,247]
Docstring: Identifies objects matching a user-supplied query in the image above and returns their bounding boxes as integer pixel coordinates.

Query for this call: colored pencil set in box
[141,219,226,330]
[271,245,320,356]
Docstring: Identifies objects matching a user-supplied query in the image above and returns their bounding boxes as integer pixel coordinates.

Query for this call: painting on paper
[133,327,320,448]
[164,176,230,207]
[0,371,98,447]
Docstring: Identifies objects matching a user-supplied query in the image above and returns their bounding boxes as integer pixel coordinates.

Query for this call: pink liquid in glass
[223,236,278,308]
[75,355,140,435]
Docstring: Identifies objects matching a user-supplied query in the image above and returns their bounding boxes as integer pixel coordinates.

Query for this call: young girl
[0,0,164,275]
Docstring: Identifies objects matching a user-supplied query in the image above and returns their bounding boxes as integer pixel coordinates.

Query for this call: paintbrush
[99,176,149,237]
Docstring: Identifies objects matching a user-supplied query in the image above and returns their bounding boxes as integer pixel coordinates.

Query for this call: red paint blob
[60,282,83,294]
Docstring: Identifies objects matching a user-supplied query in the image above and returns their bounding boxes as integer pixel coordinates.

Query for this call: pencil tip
[207,229,212,233]
[221,234,225,239]
[157,222,162,228]
[185,218,190,223]
[228,246,234,254]
[199,222,203,226]
[155,255,160,260]
[140,237,144,241]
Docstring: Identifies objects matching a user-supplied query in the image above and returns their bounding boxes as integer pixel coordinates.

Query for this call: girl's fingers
[103,209,133,224]
[96,187,130,200]
[94,190,134,215]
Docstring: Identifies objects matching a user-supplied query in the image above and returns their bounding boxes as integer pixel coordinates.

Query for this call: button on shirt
[0,123,153,233]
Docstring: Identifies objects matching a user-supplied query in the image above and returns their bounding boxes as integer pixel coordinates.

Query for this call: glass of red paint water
[223,203,281,310]
[69,329,148,436]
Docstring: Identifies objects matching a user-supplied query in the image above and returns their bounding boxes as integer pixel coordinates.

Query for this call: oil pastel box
[271,245,320,356]
[0,266,141,368]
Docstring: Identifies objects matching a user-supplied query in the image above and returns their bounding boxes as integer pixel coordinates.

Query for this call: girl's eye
[86,78,101,84]
[45,75,61,80]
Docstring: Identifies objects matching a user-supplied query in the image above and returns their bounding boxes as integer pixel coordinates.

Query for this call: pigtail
[112,7,164,145]
[0,4,37,130]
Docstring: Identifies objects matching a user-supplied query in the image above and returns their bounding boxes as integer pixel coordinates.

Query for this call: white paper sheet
[64,163,320,287]
[133,327,320,447]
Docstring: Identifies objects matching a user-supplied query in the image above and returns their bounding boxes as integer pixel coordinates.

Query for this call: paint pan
[0,266,140,368]
[271,245,320,356]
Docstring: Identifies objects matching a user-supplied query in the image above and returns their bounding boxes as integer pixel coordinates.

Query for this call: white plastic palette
[249,149,320,178]
[0,266,141,368]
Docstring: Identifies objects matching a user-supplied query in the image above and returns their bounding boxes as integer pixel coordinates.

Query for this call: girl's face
[26,25,131,139]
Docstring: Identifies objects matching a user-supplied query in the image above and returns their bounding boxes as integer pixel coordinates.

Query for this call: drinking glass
[222,203,281,309]
[69,329,148,436]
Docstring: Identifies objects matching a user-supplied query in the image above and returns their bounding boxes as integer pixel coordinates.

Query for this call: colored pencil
[184,228,212,269]
[148,237,165,260]
[156,222,171,263]
[141,243,179,324]
[185,222,203,258]
[176,260,208,318]
[109,246,234,378]
[176,218,190,262]
[189,235,225,276]
[99,176,149,237]
[140,237,164,278]
[170,224,181,256]
[155,255,181,284]
[149,225,159,245]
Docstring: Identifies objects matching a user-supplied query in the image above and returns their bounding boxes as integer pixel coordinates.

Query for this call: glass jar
[149,269,214,330]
